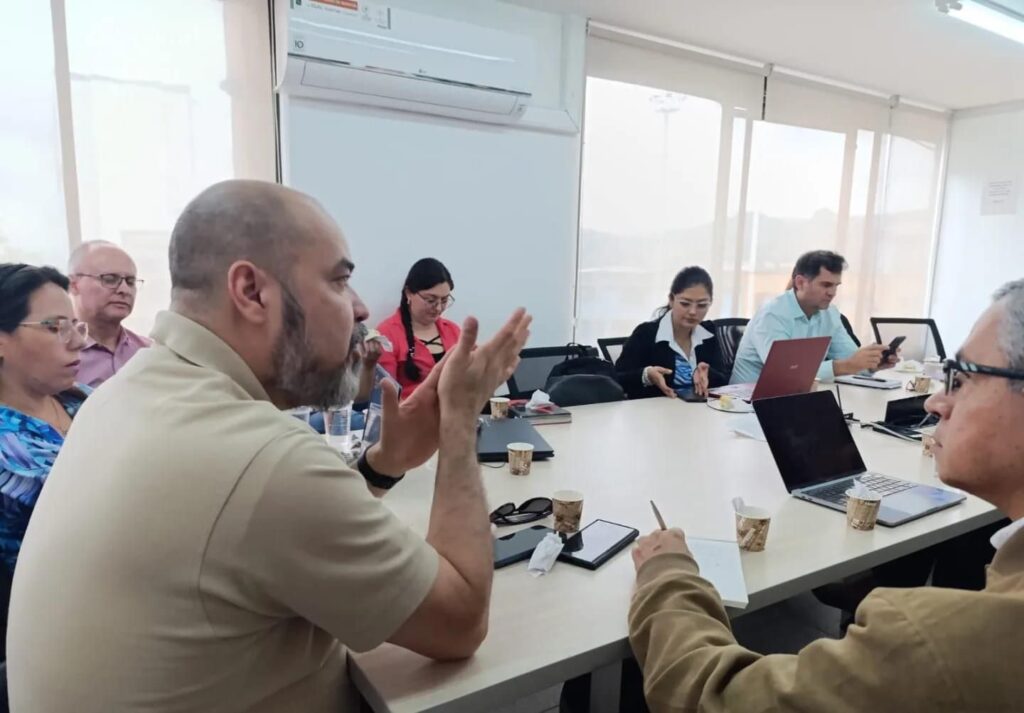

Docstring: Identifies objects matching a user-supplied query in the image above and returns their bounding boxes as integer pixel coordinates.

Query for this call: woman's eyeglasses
[675,299,712,311]
[489,497,553,526]
[416,292,455,310]
[74,272,143,290]
[942,359,1024,395]
[19,317,89,345]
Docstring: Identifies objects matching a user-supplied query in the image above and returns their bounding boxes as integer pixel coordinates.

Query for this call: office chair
[506,345,598,400]
[597,337,628,364]
[870,317,946,361]
[713,318,749,378]
[547,374,625,407]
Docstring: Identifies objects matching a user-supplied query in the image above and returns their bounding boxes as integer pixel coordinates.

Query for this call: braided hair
[399,258,454,382]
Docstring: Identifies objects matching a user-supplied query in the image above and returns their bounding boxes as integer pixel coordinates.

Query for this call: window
[578,34,948,348]
[2,0,276,332]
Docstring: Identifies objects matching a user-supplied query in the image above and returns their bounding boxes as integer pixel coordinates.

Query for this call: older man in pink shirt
[68,241,152,387]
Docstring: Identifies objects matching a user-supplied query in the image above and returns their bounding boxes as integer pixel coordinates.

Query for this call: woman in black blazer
[616,266,730,399]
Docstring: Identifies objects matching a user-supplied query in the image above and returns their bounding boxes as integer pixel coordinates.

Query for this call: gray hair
[993,279,1024,385]
[168,180,323,307]
[68,240,121,273]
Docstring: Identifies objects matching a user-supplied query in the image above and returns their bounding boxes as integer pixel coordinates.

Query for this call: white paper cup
[490,397,510,419]
[552,489,584,533]
[845,491,882,531]
[507,442,534,476]
[734,505,771,552]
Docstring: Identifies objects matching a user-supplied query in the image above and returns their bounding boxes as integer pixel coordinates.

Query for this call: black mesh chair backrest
[870,318,946,362]
[506,345,599,400]
[714,318,749,378]
[597,337,628,364]
[547,374,625,408]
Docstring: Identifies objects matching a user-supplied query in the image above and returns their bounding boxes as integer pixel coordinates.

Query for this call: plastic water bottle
[325,404,353,455]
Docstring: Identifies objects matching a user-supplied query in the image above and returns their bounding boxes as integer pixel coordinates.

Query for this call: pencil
[649,500,667,531]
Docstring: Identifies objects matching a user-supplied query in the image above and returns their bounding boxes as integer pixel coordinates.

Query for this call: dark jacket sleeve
[615,320,667,399]
[695,320,730,388]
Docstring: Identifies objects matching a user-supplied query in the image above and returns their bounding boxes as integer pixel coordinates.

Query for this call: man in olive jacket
[629,278,1024,713]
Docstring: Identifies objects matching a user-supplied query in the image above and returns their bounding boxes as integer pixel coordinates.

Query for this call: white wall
[931,103,1024,352]
[281,1,586,345]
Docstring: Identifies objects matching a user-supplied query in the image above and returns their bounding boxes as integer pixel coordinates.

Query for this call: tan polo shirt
[7,311,439,712]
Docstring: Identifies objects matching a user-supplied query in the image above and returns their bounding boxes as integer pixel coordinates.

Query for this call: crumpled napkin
[846,479,882,501]
[527,533,565,577]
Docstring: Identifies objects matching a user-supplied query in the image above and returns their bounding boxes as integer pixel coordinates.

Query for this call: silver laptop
[753,391,964,527]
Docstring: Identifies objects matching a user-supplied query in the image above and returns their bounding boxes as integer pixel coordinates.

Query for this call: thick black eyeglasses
[489,497,553,526]
[943,359,1024,395]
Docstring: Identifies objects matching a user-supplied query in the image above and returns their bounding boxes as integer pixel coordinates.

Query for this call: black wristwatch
[357,449,405,490]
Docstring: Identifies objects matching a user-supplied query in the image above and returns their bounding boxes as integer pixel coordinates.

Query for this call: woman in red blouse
[376,258,460,398]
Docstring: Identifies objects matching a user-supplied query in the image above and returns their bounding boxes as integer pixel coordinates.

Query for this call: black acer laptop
[476,417,555,463]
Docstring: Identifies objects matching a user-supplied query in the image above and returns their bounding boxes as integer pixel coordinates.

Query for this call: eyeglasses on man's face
[76,273,143,290]
[416,292,454,310]
[942,359,1024,396]
[19,317,89,345]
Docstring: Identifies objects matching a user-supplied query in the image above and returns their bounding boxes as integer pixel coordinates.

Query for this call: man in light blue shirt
[731,251,894,384]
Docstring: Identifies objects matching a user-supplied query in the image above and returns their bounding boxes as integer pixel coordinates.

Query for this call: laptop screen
[884,394,929,426]
[753,391,866,491]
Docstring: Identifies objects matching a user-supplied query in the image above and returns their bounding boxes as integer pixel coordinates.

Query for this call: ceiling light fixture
[937,0,1024,45]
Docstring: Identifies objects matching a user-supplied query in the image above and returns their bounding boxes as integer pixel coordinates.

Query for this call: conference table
[350,374,1003,713]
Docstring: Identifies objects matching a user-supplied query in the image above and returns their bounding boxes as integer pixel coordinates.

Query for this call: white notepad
[687,538,749,609]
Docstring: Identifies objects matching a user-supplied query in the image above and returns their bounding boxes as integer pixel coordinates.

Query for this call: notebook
[688,537,748,609]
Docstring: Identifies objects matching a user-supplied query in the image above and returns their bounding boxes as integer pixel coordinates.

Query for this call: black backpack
[544,343,617,392]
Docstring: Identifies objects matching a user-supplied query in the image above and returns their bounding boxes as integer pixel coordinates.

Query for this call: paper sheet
[688,537,749,609]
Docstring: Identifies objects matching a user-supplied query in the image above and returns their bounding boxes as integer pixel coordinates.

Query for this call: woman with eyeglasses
[375,258,460,398]
[0,263,90,659]
[616,266,730,399]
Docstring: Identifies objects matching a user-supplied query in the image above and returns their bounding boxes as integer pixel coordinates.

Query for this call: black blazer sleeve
[615,319,674,400]
[616,319,730,399]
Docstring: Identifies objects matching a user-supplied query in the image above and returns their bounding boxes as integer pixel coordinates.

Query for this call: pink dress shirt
[76,327,152,388]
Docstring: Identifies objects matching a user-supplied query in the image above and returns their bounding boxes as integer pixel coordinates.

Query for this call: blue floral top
[0,387,90,576]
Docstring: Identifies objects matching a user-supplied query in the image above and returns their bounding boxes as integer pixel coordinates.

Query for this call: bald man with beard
[8,180,532,712]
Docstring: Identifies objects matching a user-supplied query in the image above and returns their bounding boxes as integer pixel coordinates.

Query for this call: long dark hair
[0,263,70,334]
[399,258,454,382]
[655,266,713,318]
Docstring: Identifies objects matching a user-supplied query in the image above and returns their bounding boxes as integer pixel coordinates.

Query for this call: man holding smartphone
[730,251,898,384]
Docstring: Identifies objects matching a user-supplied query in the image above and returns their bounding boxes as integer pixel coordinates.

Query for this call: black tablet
[557,519,639,570]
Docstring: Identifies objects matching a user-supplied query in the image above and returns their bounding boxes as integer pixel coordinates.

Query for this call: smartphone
[557,519,639,570]
[493,525,554,569]
[882,335,906,361]
[675,387,707,403]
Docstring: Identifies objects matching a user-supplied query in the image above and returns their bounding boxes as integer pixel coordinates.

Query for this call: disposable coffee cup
[552,490,584,534]
[734,505,771,552]
[490,397,510,420]
[907,375,931,394]
[845,491,882,531]
[507,442,534,476]
[922,434,937,458]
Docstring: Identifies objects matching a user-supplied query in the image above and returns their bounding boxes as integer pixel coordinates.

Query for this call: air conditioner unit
[275,1,535,125]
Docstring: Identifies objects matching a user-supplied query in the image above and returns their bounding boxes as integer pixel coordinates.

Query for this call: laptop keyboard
[807,474,916,506]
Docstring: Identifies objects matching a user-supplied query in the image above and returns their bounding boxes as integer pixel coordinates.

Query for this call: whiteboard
[280,4,586,347]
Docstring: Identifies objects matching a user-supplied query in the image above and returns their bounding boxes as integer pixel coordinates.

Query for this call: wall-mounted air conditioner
[275,1,535,125]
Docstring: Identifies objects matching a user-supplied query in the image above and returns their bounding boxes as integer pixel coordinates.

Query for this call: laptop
[710,336,830,402]
[754,391,964,527]
[476,417,555,463]
[869,394,938,442]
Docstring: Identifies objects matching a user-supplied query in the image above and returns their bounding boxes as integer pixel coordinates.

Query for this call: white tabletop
[351,373,1002,713]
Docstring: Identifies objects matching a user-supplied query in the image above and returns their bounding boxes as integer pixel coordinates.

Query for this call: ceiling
[505,0,1024,110]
